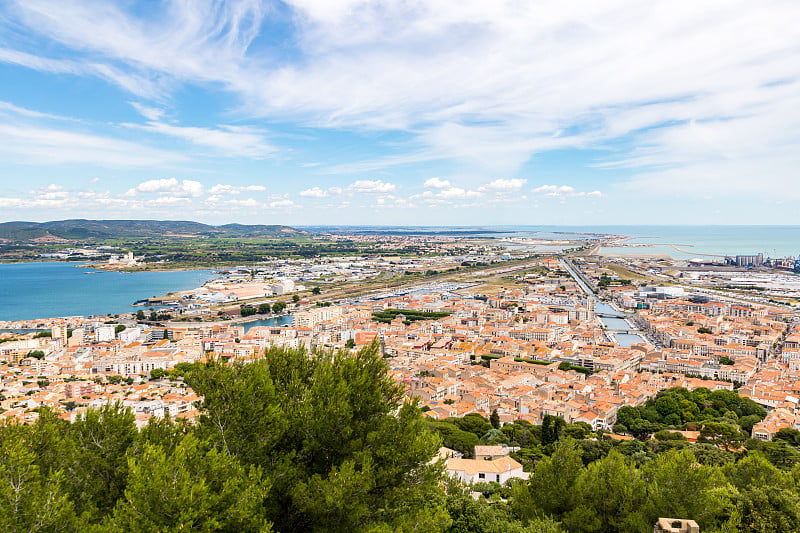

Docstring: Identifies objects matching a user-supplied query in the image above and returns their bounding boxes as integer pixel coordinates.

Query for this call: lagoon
[0,262,215,321]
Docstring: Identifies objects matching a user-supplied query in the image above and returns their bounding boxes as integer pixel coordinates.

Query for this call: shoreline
[0,258,229,273]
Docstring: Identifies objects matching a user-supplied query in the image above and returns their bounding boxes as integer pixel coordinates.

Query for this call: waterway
[241,314,294,333]
[0,262,216,321]
[559,259,648,346]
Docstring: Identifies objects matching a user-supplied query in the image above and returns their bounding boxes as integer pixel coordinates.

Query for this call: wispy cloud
[124,121,276,158]
[1,0,799,217]
[0,123,183,166]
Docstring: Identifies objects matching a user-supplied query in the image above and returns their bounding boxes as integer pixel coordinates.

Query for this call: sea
[0,262,215,322]
[483,225,800,259]
[1,226,798,322]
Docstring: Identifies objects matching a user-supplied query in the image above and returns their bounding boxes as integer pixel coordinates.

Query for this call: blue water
[613,332,646,348]
[588,226,800,258]
[472,225,800,259]
[242,314,294,333]
[0,262,215,321]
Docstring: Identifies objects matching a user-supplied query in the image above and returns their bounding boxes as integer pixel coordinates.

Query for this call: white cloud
[129,102,165,121]
[0,197,24,208]
[479,178,527,192]
[31,184,69,201]
[269,199,298,208]
[0,101,65,120]
[0,123,182,167]
[125,121,276,158]
[438,187,480,199]
[299,186,343,198]
[347,180,397,194]
[228,198,262,208]
[208,184,266,195]
[423,177,451,189]
[411,186,481,205]
[126,178,204,197]
[3,0,800,199]
[299,187,327,198]
[153,196,190,205]
[531,185,603,198]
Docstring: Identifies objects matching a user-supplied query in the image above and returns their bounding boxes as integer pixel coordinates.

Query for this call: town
[3,250,800,485]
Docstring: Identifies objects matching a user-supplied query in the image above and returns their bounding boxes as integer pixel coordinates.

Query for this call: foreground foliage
[2,345,800,532]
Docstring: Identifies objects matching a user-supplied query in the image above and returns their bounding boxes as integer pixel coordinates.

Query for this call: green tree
[774,427,800,446]
[700,422,744,448]
[312,287,321,295]
[736,486,800,533]
[429,422,479,457]
[541,415,566,446]
[150,368,167,380]
[0,425,76,532]
[65,402,138,519]
[109,435,272,532]
[514,438,583,521]
[642,448,732,530]
[455,413,492,438]
[725,452,788,491]
[136,310,145,320]
[187,343,449,532]
[271,301,287,314]
[563,451,647,533]
[448,480,564,533]
[739,414,763,435]
[490,409,500,430]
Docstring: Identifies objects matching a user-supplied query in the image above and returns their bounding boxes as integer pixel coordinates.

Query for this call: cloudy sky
[0,0,798,226]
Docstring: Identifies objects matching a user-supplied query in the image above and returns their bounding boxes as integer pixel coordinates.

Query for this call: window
[478,473,485,479]
[496,475,501,482]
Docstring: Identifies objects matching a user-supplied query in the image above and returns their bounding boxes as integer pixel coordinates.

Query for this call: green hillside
[0,219,306,241]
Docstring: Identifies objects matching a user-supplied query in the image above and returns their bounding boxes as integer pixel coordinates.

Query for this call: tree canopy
[1,349,798,533]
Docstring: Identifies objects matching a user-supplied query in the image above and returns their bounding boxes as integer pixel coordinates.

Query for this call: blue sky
[0,0,798,226]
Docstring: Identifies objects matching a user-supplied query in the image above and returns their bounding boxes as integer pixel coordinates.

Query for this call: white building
[109,251,137,266]
[271,278,296,295]
[446,455,529,485]
[96,325,116,342]
[118,327,143,344]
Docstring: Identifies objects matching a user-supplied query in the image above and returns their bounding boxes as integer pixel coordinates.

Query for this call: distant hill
[0,219,306,241]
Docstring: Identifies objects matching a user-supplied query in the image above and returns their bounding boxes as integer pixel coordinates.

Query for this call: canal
[560,258,649,347]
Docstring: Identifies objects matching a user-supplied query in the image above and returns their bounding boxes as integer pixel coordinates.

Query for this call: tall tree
[563,451,647,533]
[490,409,500,430]
[642,448,733,529]
[514,438,583,521]
[0,424,75,533]
[187,342,450,532]
[108,435,272,532]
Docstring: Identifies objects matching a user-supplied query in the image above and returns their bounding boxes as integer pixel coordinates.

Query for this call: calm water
[473,225,800,259]
[612,332,646,347]
[242,314,294,333]
[590,226,800,258]
[0,262,215,321]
